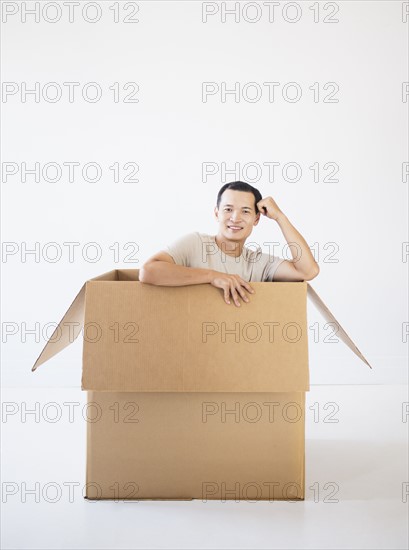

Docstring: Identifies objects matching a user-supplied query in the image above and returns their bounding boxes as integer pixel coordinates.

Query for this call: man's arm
[256,197,320,282]
[139,251,255,307]
[273,213,320,281]
[139,251,214,286]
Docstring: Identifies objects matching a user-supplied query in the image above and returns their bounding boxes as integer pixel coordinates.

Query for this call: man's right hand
[208,271,255,306]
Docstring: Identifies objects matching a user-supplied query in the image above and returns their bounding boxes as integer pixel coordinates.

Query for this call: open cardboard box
[32,269,371,501]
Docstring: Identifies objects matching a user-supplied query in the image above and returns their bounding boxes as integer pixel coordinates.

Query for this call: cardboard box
[32,269,371,501]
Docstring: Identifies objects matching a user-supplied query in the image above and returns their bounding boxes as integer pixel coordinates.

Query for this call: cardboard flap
[31,283,86,371]
[89,269,118,282]
[31,270,119,372]
[81,280,310,392]
[307,284,372,369]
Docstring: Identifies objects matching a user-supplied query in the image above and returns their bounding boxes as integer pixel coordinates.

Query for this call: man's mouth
[227,226,243,231]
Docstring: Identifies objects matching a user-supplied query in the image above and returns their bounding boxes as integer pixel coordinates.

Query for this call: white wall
[1,0,407,387]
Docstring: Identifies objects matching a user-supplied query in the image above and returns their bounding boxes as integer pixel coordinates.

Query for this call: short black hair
[216,181,262,214]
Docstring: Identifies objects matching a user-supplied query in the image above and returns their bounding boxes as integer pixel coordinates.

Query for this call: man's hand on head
[256,196,284,222]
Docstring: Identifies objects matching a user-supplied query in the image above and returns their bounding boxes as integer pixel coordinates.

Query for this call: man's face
[214,189,260,241]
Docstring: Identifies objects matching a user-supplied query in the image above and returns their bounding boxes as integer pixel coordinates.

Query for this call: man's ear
[214,206,219,220]
[253,212,261,226]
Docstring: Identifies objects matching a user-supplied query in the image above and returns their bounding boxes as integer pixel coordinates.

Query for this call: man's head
[214,181,262,245]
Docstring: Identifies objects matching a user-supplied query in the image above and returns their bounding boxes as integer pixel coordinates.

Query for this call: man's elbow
[138,263,152,283]
[304,264,320,281]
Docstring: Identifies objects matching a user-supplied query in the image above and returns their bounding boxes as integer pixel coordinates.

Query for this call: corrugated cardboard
[85,391,305,501]
[32,269,371,501]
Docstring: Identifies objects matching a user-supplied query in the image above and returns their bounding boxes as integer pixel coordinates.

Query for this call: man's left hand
[256,196,283,221]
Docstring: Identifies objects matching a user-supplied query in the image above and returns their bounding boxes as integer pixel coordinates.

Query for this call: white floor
[1,385,408,550]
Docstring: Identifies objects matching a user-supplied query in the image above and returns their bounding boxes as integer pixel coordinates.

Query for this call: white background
[2,0,407,388]
[1,2,408,549]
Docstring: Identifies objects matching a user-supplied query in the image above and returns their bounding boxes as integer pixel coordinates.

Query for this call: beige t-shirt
[163,232,285,282]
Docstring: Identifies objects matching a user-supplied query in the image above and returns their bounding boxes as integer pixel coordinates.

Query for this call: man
[139,181,319,306]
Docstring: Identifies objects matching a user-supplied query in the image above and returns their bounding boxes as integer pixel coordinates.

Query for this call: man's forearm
[139,261,214,286]
[276,213,319,277]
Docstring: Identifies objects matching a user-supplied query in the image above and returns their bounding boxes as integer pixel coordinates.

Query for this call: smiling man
[139,181,320,306]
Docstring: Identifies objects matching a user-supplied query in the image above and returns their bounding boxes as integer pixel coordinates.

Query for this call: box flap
[307,284,372,369]
[31,283,86,371]
[31,269,118,372]
[89,269,119,282]
[81,280,309,392]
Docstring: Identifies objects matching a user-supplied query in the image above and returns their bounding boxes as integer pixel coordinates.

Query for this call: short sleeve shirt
[163,232,285,282]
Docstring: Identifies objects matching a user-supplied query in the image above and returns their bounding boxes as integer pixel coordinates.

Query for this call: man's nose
[230,212,241,221]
